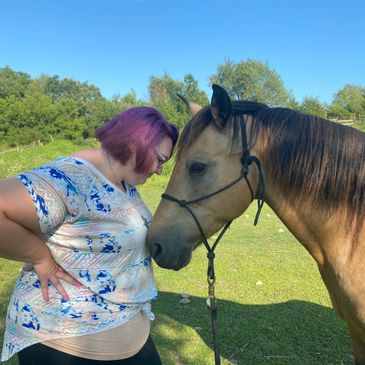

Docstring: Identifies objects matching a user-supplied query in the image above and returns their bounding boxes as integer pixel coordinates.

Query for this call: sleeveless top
[1,157,157,361]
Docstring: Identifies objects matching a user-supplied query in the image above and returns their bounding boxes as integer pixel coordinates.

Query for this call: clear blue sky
[0,0,364,104]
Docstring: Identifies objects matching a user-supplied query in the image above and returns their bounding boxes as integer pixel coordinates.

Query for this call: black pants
[18,335,162,365]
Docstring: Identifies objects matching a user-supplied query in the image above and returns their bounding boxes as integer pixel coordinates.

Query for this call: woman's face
[126,136,173,185]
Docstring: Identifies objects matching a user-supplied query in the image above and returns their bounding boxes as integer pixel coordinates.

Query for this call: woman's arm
[0,177,81,302]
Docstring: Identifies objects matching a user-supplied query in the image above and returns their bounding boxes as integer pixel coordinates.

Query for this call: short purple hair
[95,107,179,174]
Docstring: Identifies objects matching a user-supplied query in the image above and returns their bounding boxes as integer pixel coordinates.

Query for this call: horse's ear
[177,93,203,116]
[211,84,232,129]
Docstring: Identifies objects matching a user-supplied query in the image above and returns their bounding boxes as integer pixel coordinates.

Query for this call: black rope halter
[161,116,265,365]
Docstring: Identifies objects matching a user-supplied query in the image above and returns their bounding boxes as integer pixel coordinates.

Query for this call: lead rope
[206,222,232,365]
[160,199,233,365]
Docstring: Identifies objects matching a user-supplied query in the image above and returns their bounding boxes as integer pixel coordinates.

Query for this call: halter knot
[207,251,215,260]
[178,199,188,207]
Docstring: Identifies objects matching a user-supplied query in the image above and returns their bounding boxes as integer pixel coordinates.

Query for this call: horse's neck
[264,183,353,268]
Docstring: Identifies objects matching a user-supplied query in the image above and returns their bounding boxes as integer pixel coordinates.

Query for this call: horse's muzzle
[147,229,192,270]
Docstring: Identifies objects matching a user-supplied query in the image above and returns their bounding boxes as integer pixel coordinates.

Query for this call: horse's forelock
[177,101,269,161]
[176,107,213,161]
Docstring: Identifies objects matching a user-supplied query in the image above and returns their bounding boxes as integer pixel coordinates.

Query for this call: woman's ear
[126,143,137,167]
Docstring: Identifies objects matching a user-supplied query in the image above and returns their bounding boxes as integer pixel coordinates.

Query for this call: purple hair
[95,107,178,174]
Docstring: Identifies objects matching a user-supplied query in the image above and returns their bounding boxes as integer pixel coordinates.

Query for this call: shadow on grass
[152,291,354,365]
[0,286,354,365]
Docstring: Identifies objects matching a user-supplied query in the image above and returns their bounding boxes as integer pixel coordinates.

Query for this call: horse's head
[147,85,263,270]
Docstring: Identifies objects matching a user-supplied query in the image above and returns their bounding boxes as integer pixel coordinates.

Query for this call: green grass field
[0,141,353,364]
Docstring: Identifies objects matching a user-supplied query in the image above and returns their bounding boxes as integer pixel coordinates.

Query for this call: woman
[0,107,178,364]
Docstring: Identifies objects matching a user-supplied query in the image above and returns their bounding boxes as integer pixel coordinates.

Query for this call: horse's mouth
[153,255,191,271]
[150,243,193,271]
[172,260,190,271]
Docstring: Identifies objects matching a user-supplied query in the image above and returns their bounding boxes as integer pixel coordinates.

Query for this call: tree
[85,91,144,138]
[0,66,31,99]
[148,73,207,129]
[209,58,292,107]
[0,93,55,146]
[181,73,208,106]
[328,84,365,118]
[285,96,300,111]
[39,75,102,103]
[299,96,327,118]
[52,97,85,139]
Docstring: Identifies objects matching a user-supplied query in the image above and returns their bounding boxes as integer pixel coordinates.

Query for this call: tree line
[1,60,364,148]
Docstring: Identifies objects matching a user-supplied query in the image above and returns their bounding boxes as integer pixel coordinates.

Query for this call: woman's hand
[33,255,82,302]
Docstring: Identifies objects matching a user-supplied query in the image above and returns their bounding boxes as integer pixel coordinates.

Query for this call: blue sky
[0,0,364,104]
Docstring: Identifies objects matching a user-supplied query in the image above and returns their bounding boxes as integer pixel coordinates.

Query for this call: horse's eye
[189,162,207,175]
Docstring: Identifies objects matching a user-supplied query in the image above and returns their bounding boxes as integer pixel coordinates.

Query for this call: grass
[0,141,354,365]
[146,207,353,365]
[355,121,365,133]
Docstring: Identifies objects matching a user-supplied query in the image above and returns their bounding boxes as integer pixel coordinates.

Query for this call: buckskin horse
[147,84,365,364]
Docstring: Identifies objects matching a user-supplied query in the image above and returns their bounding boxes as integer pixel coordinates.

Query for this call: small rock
[180,292,191,298]
[256,280,263,286]
[278,228,284,233]
[180,297,191,305]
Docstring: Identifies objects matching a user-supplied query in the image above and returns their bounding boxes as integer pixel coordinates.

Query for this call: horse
[146,84,365,364]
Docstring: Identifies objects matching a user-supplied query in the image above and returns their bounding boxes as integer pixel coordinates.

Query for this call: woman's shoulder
[30,156,89,178]
[35,149,102,176]
[18,155,93,196]
[70,149,103,169]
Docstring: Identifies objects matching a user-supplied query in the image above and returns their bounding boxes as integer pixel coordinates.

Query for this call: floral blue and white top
[1,157,157,361]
